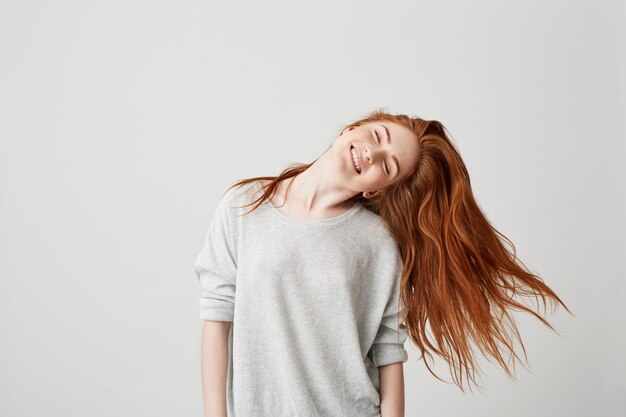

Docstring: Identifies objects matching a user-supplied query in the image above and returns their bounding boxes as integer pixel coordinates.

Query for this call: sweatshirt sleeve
[194,190,238,322]
[367,253,409,368]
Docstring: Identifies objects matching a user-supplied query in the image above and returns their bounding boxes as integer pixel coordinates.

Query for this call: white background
[1,1,624,416]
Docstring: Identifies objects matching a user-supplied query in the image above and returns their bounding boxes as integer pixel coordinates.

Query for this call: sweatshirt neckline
[255,181,363,227]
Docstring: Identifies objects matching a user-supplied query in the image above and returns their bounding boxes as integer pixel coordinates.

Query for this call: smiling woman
[339,121,418,192]
[196,108,569,417]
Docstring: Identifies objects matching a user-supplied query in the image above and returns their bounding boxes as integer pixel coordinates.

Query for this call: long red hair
[222,108,570,390]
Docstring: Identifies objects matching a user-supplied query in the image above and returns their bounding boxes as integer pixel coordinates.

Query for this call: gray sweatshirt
[195,180,409,417]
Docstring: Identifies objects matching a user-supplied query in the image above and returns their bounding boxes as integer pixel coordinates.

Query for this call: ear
[341,126,355,135]
[362,190,382,199]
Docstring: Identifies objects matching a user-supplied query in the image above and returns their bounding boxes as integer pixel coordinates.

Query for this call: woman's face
[332,121,419,197]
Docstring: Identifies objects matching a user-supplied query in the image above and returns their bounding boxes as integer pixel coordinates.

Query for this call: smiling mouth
[350,145,362,174]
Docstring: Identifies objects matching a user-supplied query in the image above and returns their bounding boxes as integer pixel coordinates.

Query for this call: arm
[201,320,231,417]
[368,251,409,417]
[379,362,405,417]
[195,189,239,416]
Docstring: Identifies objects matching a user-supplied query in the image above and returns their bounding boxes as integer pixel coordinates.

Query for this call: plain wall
[1,0,624,416]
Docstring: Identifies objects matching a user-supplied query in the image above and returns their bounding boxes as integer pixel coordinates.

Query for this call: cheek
[362,169,387,187]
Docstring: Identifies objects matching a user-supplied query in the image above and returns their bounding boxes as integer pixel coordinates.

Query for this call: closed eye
[374,131,389,175]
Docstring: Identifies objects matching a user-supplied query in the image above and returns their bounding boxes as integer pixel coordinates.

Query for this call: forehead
[365,121,416,144]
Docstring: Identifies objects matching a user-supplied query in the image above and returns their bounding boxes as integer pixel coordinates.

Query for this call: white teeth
[351,147,361,173]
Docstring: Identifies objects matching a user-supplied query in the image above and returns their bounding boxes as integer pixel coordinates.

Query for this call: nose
[364,146,382,164]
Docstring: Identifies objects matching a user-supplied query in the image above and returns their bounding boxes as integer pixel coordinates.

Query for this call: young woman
[195,109,569,417]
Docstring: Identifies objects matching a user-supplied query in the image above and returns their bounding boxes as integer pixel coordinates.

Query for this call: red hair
[223,108,570,390]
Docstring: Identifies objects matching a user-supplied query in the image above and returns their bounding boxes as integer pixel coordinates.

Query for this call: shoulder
[356,207,398,247]
[214,179,264,222]
[352,206,402,265]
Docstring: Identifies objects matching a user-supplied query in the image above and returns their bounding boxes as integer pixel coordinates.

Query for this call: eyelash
[375,131,389,175]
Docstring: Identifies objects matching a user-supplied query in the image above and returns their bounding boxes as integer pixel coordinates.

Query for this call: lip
[350,145,362,174]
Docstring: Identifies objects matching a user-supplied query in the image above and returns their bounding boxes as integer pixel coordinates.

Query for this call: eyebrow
[380,124,400,177]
